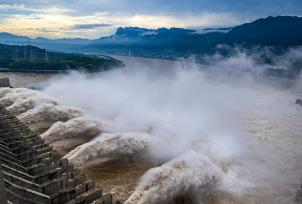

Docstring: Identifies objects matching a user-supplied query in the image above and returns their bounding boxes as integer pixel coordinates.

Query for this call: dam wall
[0,105,115,204]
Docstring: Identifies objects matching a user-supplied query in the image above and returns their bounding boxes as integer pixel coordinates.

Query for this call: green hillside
[0,44,123,72]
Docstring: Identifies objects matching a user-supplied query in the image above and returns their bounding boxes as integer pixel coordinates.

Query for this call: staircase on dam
[0,105,113,204]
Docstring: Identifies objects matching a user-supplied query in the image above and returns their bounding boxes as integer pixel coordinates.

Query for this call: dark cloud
[0,0,301,39]
[1,0,302,18]
[72,23,112,30]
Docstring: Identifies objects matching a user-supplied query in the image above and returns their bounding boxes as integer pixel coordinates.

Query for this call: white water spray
[0,88,38,107]
[7,94,58,116]
[18,103,82,132]
[64,132,150,167]
[41,117,106,143]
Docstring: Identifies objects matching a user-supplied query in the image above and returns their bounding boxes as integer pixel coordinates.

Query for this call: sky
[0,0,301,39]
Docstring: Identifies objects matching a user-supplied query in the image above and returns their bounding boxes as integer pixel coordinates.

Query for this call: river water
[0,56,175,88]
[0,72,54,87]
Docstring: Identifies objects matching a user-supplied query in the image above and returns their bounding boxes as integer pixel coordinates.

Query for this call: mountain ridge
[1,16,302,58]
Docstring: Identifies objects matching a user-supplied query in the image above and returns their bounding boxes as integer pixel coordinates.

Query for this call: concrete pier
[296,99,302,106]
[0,78,10,88]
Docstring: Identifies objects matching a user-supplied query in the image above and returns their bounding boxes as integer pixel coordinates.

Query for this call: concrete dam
[0,105,115,204]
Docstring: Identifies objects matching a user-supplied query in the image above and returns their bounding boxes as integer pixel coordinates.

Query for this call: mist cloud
[72,23,112,30]
[37,51,302,203]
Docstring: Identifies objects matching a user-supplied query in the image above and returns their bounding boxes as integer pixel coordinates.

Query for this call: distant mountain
[85,16,302,58]
[1,16,302,58]
[0,43,123,73]
[88,27,224,58]
[0,33,91,52]
[226,16,302,46]
[0,32,31,43]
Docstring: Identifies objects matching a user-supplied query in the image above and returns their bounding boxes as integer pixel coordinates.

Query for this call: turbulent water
[0,88,35,107]
[0,72,54,88]
[64,132,150,167]
[0,55,301,204]
[125,151,222,204]
[18,103,83,132]
[41,117,105,143]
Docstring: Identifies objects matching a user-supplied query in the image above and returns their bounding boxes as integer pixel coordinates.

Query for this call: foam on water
[125,149,253,204]
[125,143,297,204]
[0,87,14,98]
[7,94,58,116]
[0,88,37,107]
[64,132,150,167]
[41,117,106,143]
[18,103,83,132]
[0,87,31,98]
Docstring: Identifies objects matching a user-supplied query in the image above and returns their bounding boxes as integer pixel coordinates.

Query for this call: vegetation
[0,44,123,72]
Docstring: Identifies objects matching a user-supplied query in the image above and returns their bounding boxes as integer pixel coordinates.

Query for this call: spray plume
[0,88,38,107]
[18,103,83,132]
[64,132,150,167]
[7,94,58,116]
[41,117,107,143]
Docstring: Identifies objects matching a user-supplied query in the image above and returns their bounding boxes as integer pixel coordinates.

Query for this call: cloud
[0,4,29,10]
[0,0,301,38]
[0,4,35,15]
[0,7,240,39]
[72,23,112,30]
[2,0,301,17]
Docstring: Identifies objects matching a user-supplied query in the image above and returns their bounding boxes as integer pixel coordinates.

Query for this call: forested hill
[0,44,123,72]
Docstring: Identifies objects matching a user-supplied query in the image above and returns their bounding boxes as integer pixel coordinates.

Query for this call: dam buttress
[0,105,114,204]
